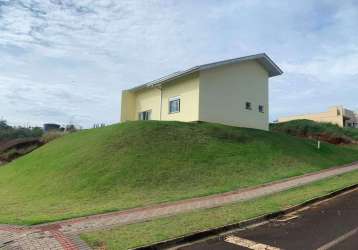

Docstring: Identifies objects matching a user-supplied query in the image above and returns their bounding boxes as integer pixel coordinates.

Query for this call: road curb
[131,183,358,250]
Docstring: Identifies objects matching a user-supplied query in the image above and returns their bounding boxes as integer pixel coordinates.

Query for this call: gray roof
[129,53,283,91]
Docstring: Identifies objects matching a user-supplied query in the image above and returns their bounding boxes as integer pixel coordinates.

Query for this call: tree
[0,119,43,141]
[0,120,10,130]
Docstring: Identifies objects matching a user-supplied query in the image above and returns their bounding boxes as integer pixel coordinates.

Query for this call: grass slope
[0,121,357,225]
[81,170,358,250]
[271,119,358,144]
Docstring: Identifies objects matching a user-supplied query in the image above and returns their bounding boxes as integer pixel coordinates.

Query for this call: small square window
[169,97,180,114]
[245,102,252,110]
[259,105,264,113]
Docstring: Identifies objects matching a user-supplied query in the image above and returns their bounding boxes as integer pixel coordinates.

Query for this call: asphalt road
[179,188,358,250]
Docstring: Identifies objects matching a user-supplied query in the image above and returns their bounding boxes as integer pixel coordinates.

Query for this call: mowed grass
[0,121,357,225]
[81,170,358,250]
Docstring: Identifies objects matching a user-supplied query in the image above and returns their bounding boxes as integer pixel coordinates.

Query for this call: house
[121,53,283,131]
[278,106,358,128]
[43,123,61,132]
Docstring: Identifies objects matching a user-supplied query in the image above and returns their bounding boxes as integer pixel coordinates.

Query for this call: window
[259,105,264,113]
[245,102,252,110]
[169,96,180,114]
[138,110,151,120]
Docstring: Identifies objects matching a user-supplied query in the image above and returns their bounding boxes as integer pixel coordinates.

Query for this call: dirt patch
[0,138,41,152]
[282,130,354,145]
[0,138,43,163]
[306,133,353,145]
[271,120,358,145]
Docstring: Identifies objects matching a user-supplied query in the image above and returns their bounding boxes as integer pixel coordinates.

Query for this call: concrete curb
[131,183,358,250]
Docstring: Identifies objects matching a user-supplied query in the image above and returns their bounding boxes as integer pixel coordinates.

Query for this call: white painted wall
[198,60,269,130]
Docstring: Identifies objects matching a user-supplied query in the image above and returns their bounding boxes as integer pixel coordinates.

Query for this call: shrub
[0,120,44,142]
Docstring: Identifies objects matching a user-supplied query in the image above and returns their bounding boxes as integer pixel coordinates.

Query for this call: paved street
[179,188,358,250]
[1,163,357,249]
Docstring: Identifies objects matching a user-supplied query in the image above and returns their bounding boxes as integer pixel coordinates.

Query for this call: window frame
[258,105,264,113]
[169,96,181,114]
[138,110,151,120]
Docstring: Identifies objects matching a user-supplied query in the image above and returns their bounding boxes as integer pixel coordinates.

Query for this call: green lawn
[344,144,358,150]
[0,121,357,225]
[81,170,358,250]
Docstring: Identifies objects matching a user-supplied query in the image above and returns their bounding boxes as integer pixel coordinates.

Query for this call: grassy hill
[271,119,358,144]
[0,121,357,225]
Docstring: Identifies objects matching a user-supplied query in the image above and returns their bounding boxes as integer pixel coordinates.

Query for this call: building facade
[121,54,282,131]
[278,106,358,128]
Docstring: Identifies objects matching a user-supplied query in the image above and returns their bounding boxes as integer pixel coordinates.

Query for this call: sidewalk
[1,162,358,249]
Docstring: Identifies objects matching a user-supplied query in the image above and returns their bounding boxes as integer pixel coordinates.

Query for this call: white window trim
[169,96,180,114]
[169,96,180,101]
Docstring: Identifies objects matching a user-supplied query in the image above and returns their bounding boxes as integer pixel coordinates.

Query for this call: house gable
[198,60,269,130]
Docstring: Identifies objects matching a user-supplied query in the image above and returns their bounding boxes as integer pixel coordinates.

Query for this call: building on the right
[278,106,358,128]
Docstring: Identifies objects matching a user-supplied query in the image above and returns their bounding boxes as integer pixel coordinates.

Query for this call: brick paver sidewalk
[1,162,358,249]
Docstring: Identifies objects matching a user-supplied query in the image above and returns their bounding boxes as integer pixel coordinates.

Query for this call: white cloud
[0,0,357,126]
[282,51,358,81]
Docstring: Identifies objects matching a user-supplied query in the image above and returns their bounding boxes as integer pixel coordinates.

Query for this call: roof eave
[127,53,283,92]
[128,66,200,92]
[198,53,283,77]
[258,53,283,77]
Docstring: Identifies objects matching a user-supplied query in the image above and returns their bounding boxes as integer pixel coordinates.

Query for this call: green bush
[0,120,43,142]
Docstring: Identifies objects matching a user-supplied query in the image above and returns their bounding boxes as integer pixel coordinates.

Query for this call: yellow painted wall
[198,61,269,130]
[120,90,136,122]
[278,106,344,127]
[161,73,200,121]
[134,87,162,120]
[121,73,200,122]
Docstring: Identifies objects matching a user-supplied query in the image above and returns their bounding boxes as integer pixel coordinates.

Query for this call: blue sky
[0,0,357,127]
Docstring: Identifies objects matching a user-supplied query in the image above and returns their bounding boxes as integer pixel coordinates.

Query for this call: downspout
[159,85,163,120]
